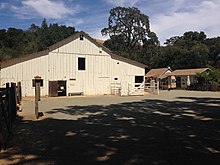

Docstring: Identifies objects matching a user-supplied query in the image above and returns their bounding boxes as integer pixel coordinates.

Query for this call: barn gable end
[0,31,147,97]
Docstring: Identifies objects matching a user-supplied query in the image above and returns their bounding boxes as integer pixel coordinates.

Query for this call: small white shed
[0,32,146,97]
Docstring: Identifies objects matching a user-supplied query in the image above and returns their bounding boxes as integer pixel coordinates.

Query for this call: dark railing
[0,82,21,151]
[188,83,220,91]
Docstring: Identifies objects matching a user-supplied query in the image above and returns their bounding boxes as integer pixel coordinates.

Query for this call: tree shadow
[177,96,220,104]
[1,97,220,165]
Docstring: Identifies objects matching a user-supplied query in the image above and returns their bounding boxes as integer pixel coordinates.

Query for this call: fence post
[6,83,12,126]
[11,83,17,122]
[0,95,4,150]
[17,82,22,104]
[34,76,41,119]
[6,84,13,134]
[157,80,160,95]
[6,83,9,88]
[0,83,19,150]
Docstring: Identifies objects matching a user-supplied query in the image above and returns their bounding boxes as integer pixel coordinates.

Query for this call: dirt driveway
[1,90,220,165]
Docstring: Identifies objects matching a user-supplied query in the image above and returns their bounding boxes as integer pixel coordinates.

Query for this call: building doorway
[176,77,181,88]
[49,80,66,97]
[135,76,144,87]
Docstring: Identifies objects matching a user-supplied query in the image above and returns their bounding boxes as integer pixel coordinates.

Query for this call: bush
[195,68,220,91]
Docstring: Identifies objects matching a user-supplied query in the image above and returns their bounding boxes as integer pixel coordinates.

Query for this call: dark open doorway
[176,77,181,88]
[58,81,66,96]
[135,76,144,87]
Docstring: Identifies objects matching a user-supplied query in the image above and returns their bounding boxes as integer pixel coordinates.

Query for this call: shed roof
[168,68,210,76]
[0,31,147,69]
[145,68,172,79]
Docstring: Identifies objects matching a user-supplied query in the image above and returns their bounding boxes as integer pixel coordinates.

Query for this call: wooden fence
[188,84,220,91]
[0,82,21,151]
[145,80,160,95]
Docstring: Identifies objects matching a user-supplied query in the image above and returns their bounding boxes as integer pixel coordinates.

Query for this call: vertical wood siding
[0,37,144,96]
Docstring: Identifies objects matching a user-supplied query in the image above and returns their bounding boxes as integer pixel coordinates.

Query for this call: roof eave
[0,31,148,69]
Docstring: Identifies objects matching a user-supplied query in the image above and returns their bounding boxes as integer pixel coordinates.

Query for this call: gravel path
[20,90,220,120]
[1,90,220,165]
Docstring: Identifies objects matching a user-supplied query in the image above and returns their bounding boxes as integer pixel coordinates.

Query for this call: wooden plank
[0,81,22,150]
[11,83,17,122]
[17,82,22,104]
[35,82,40,119]
[49,81,58,97]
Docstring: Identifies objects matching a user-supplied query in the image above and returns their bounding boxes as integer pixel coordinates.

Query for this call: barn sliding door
[49,81,58,97]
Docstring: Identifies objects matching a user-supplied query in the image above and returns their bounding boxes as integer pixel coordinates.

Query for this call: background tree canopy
[101,7,220,70]
[101,6,159,60]
[1,7,220,70]
[0,19,75,61]
[158,31,209,69]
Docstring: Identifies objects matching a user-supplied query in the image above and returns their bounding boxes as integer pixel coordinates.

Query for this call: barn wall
[48,37,112,95]
[110,59,145,95]
[0,35,145,97]
[0,55,49,96]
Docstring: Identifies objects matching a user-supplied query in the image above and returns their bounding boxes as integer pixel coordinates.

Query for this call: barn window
[135,76,144,87]
[135,76,144,83]
[32,79,43,87]
[78,57,86,70]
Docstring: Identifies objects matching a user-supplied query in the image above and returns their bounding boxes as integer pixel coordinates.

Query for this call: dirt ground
[1,90,220,165]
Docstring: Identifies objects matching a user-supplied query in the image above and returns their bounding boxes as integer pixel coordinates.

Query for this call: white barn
[0,32,147,97]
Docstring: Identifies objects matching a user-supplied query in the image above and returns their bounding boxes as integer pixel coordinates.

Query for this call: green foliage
[204,37,220,67]
[102,7,217,69]
[102,6,155,57]
[104,35,129,57]
[0,28,27,59]
[0,19,75,61]
[164,36,180,46]
[196,68,220,85]
[1,7,220,71]
[102,8,218,70]
[141,32,160,67]
[160,31,209,69]
[35,20,75,51]
[102,6,160,67]
[183,31,206,42]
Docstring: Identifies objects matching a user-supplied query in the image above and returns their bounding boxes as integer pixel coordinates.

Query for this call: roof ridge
[0,31,147,69]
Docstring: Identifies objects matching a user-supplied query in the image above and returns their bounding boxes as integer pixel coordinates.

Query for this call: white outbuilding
[0,32,147,97]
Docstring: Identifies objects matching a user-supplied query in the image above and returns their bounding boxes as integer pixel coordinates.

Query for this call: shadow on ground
[1,97,220,165]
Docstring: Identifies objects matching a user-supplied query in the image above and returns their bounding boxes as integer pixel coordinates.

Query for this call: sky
[0,0,220,44]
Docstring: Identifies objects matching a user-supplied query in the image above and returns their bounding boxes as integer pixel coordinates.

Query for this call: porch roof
[145,68,171,79]
[168,68,210,76]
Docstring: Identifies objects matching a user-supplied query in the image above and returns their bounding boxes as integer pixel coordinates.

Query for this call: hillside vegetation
[1,7,220,70]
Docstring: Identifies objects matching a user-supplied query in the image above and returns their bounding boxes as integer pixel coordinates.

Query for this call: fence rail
[128,82,145,96]
[110,82,121,95]
[0,82,21,151]
[188,84,220,91]
[145,80,160,95]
